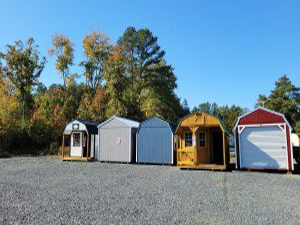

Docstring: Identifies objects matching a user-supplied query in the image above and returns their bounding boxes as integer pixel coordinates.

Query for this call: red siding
[239,108,285,125]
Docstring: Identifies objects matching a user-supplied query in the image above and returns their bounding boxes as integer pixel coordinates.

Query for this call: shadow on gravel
[0,150,11,158]
[293,163,300,175]
[228,163,300,175]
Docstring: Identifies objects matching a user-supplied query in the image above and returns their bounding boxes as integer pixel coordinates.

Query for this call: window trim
[184,131,193,148]
[73,132,81,147]
[198,131,206,148]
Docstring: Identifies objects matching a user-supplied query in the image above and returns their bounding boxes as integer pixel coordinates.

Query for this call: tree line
[0,27,299,155]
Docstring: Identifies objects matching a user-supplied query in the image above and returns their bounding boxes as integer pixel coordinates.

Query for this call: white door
[70,132,82,157]
[239,125,288,169]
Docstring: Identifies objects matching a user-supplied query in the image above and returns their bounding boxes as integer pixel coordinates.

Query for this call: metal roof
[97,116,140,128]
[137,116,173,133]
[64,119,98,134]
[233,107,292,132]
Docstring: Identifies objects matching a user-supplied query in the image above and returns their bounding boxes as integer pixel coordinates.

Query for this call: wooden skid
[177,164,227,171]
[62,157,93,162]
[240,167,291,174]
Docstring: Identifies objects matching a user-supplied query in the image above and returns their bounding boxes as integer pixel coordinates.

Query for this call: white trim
[238,123,286,131]
[238,126,245,134]
[233,107,292,132]
[98,129,100,161]
[136,132,138,163]
[97,115,139,129]
[171,133,174,165]
[288,126,294,171]
[282,124,289,170]
[129,127,131,163]
[238,129,242,169]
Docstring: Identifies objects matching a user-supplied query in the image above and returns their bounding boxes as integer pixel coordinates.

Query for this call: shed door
[239,125,288,170]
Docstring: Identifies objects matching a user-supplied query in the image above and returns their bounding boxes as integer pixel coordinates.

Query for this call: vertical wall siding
[98,127,131,162]
[137,117,173,164]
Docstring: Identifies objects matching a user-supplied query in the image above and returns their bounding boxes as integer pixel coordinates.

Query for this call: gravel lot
[0,157,300,225]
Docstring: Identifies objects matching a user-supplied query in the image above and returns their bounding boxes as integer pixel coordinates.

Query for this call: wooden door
[197,129,210,163]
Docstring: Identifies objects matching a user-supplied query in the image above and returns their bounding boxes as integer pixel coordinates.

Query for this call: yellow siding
[180,112,220,128]
[176,111,228,170]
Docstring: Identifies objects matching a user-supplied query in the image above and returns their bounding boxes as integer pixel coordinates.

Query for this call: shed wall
[137,117,173,164]
[137,127,173,164]
[98,127,131,162]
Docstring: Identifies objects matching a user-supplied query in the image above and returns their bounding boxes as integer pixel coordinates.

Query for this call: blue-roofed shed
[136,117,174,165]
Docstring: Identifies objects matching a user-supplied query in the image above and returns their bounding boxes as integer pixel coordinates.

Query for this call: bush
[49,141,59,155]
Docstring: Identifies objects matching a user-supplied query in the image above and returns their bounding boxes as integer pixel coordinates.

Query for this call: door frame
[70,131,83,157]
[237,123,289,170]
[196,128,210,163]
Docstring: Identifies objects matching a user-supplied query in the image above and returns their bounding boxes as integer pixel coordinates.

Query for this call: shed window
[185,132,193,147]
[73,133,80,147]
[199,132,206,148]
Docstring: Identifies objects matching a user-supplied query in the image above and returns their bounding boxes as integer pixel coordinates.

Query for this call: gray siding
[97,117,139,163]
[100,118,128,129]
[137,117,173,164]
[98,127,131,162]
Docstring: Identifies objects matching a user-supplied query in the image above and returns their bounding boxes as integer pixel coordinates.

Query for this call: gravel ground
[0,157,300,225]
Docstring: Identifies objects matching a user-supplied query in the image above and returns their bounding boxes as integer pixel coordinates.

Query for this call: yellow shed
[176,111,229,170]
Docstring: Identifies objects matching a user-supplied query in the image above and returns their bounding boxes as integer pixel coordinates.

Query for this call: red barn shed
[234,107,293,171]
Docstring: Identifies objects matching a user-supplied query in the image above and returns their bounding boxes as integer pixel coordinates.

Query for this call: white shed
[97,116,140,163]
[234,107,293,171]
[62,119,98,161]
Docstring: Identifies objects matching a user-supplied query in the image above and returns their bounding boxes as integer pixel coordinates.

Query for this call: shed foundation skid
[62,157,94,162]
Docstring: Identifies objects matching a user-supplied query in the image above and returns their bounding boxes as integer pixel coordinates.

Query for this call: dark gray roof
[77,119,98,134]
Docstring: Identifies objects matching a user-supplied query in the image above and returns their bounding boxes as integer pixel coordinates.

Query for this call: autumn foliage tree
[80,30,111,94]
[49,34,74,91]
[1,38,46,123]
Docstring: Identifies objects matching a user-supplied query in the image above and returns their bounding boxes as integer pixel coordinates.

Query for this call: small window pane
[199,132,206,148]
[73,133,80,147]
[185,132,193,147]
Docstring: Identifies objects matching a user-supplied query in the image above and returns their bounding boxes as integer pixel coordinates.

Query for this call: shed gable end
[140,117,170,129]
[239,108,285,125]
[100,118,129,129]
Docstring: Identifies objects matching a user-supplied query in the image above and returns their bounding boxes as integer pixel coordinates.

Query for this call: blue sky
[1,0,299,109]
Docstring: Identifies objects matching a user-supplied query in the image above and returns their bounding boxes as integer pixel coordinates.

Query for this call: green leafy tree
[114,27,182,122]
[1,38,46,122]
[256,75,300,132]
[49,34,74,91]
[104,45,128,117]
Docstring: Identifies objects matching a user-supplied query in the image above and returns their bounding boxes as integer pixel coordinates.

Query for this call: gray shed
[137,117,174,165]
[97,116,140,163]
